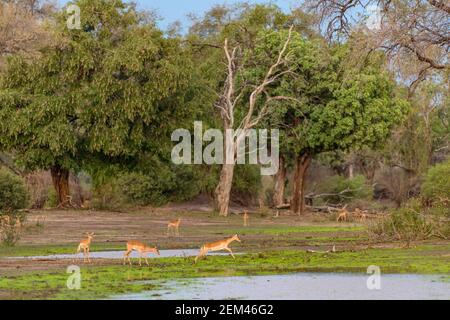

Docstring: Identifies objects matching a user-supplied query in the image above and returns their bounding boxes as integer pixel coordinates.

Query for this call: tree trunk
[291,154,311,215]
[348,163,354,179]
[272,155,286,207]
[214,163,235,216]
[50,165,71,208]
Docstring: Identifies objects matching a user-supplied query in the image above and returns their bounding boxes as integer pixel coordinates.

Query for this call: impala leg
[74,246,80,263]
[145,253,149,266]
[176,226,179,236]
[225,247,236,259]
[194,248,206,264]
[123,250,131,265]
[87,247,91,263]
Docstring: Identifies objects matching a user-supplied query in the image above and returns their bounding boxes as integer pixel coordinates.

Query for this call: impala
[167,218,181,236]
[76,232,95,263]
[243,211,249,227]
[353,208,368,222]
[336,205,349,222]
[195,234,241,263]
[123,240,160,266]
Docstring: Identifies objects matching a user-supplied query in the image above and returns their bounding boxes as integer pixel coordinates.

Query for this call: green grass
[1,244,449,299]
[0,243,125,257]
[225,225,365,235]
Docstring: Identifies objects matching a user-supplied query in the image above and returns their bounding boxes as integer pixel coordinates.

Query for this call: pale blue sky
[59,0,297,30]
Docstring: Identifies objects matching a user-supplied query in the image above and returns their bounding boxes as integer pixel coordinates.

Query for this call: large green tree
[0,0,193,206]
[267,41,410,214]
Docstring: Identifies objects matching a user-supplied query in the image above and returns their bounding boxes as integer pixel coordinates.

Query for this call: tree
[188,4,320,216]
[213,27,294,216]
[268,41,410,214]
[306,0,449,93]
[0,0,193,207]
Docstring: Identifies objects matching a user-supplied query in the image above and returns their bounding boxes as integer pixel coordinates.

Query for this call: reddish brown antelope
[76,232,95,263]
[167,218,181,236]
[123,241,160,266]
[195,234,241,263]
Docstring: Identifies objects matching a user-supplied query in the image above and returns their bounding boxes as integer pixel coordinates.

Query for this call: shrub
[0,169,28,213]
[422,160,450,205]
[117,172,166,207]
[231,165,262,205]
[369,198,449,243]
[91,181,127,211]
[0,169,28,246]
[316,175,373,205]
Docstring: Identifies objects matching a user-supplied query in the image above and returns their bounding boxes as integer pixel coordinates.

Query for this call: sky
[59,0,297,30]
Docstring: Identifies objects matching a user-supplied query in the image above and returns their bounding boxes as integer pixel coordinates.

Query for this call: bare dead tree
[214,26,295,216]
[305,0,449,93]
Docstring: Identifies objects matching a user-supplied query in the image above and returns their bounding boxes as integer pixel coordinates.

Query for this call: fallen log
[306,245,336,253]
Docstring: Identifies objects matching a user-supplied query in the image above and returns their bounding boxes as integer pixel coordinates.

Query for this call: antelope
[76,232,95,263]
[123,241,160,266]
[167,218,181,236]
[336,205,349,222]
[243,211,249,227]
[195,234,241,263]
[353,208,368,222]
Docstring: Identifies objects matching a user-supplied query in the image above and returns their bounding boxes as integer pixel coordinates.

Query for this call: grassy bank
[1,244,449,299]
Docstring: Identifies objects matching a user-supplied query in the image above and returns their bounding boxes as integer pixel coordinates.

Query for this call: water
[9,249,229,260]
[112,273,450,300]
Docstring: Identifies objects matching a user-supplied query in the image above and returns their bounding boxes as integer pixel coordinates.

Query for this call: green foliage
[0,0,194,176]
[91,181,127,211]
[0,169,28,246]
[259,34,409,159]
[232,165,262,204]
[421,160,450,205]
[317,175,373,204]
[0,169,28,213]
[117,172,165,207]
[44,187,58,209]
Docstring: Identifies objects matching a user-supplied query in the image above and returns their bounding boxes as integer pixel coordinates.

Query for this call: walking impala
[76,232,95,263]
[195,234,241,263]
[167,218,181,236]
[123,240,160,266]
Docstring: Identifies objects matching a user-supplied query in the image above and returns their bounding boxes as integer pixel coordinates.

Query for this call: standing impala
[76,232,95,263]
[336,205,349,222]
[167,218,181,236]
[195,234,241,263]
[243,211,249,227]
[123,241,160,266]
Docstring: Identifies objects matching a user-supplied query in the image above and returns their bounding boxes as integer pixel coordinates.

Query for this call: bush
[91,181,127,211]
[0,169,28,246]
[0,169,28,213]
[117,172,166,207]
[422,160,450,205]
[369,198,449,243]
[231,165,262,205]
[316,175,373,205]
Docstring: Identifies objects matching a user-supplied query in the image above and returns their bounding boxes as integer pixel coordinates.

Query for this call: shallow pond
[112,273,450,300]
[9,249,228,260]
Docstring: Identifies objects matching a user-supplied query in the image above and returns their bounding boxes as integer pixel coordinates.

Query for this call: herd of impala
[75,206,375,266]
[75,213,248,266]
